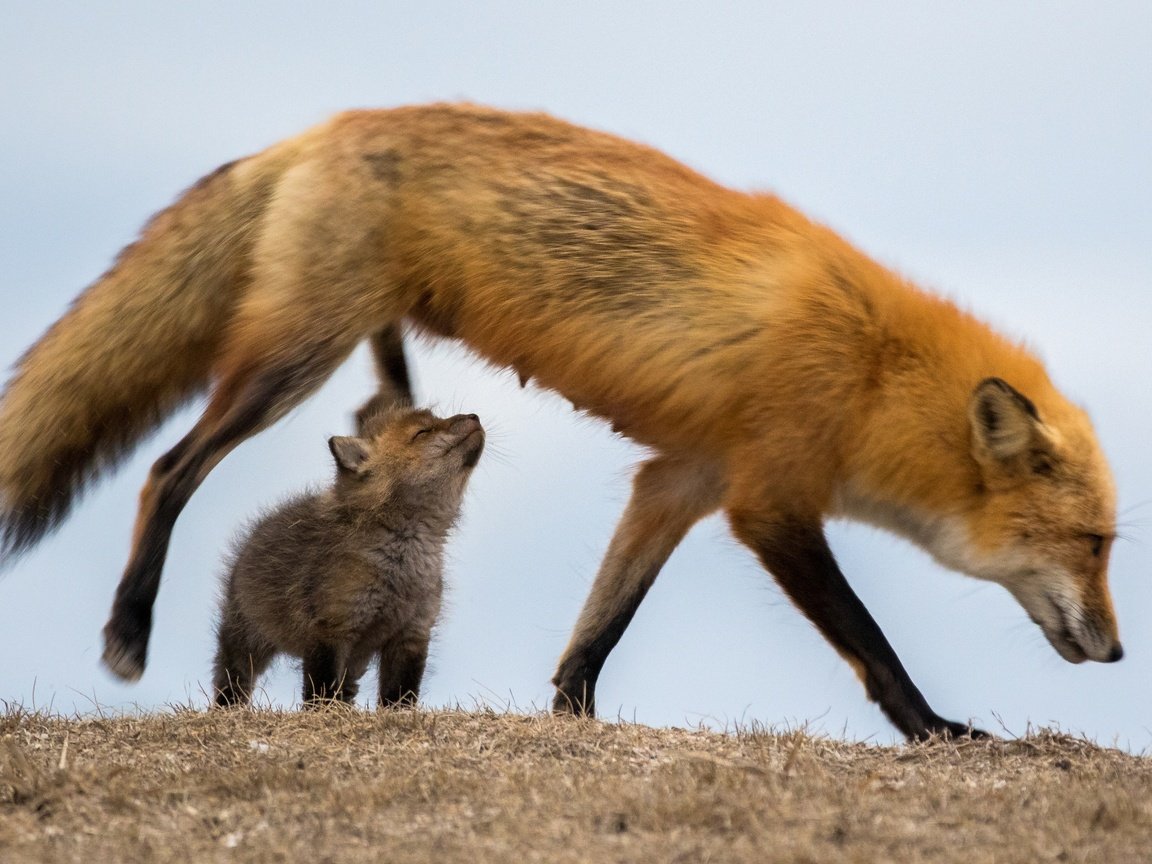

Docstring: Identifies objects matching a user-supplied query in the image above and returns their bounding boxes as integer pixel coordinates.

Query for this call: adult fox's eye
[1087,534,1105,557]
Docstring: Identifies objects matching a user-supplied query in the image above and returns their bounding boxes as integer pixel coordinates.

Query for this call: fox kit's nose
[451,413,482,434]
[1106,642,1124,663]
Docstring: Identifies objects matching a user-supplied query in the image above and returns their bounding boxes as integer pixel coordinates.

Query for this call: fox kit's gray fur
[212,405,484,707]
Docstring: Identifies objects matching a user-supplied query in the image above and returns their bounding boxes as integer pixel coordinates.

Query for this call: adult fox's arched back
[0,104,1122,738]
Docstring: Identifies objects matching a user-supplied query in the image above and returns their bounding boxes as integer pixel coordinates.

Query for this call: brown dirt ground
[1,706,1150,863]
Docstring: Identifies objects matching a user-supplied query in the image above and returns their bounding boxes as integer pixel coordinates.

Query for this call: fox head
[928,377,1121,664]
[329,406,485,510]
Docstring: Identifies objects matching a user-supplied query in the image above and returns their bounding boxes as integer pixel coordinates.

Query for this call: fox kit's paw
[101,618,148,681]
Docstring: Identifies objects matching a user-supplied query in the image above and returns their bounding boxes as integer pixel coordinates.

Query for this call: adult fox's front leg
[727,508,985,740]
[552,455,725,715]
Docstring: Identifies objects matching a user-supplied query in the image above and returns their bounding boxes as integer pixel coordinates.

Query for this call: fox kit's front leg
[378,634,430,708]
[728,509,984,740]
[552,455,725,715]
[303,643,357,704]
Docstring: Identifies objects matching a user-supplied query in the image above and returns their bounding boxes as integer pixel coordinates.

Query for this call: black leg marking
[356,325,413,433]
[103,344,351,681]
[366,325,412,397]
[732,513,985,741]
[378,638,428,708]
[551,587,655,717]
[213,677,246,708]
[102,430,214,680]
[550,456,724,719]
[212,611,275,707]
[214,664,267,708]
[302,644,346,704]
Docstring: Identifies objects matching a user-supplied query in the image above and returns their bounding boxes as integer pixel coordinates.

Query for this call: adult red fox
[0,104,1121,739]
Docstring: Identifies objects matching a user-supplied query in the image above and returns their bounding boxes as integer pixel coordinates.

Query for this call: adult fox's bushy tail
[0,154,283,560]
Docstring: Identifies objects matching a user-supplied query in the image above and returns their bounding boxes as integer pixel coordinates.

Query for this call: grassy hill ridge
[2,707,1150,862]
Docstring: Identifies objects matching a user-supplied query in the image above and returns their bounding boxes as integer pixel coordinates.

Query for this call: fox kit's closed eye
[0,103,1121,739]
[212,406,483,707]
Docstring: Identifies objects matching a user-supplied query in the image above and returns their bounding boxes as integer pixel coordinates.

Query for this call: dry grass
[1,705,1150,863]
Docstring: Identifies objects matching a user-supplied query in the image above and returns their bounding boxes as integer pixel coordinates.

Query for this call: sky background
[1,2,1149,748]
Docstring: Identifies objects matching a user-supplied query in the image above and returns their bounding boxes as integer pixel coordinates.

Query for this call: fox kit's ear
[329,436,371,473]
[969,378,1053,471]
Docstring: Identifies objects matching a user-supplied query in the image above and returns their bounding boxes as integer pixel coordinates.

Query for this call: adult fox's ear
[329,436,371,474]
[969,378,1055,473]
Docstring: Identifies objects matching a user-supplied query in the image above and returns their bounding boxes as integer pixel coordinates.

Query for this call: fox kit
[213,406,483,707]
[0,103,1121,739]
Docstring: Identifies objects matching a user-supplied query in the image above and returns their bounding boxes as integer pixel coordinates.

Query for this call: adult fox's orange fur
[0,104,1122,738]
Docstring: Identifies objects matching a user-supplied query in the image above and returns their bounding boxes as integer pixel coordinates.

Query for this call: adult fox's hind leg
[101,321,364,680]
[102,167,410,680]
[552,455,725,715]
[355,324,414,434]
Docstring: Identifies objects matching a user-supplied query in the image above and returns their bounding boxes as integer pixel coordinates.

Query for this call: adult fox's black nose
[1106,642,1124,663]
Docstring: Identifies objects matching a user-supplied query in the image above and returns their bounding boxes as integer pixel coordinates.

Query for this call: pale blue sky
[1,2,1150,747]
